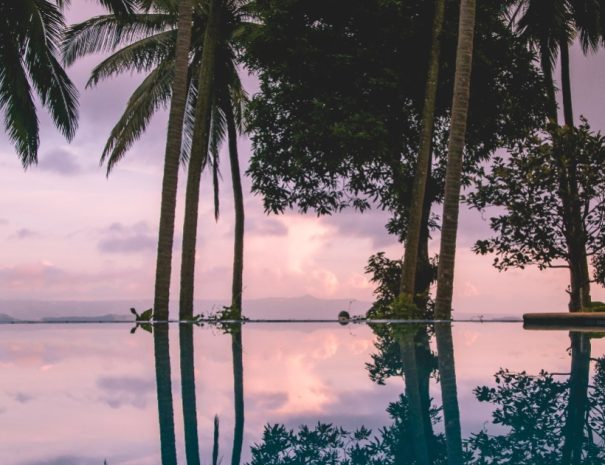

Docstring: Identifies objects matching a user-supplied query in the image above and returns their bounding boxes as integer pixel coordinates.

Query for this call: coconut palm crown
[61,0,250,193]
[0,0,78,166]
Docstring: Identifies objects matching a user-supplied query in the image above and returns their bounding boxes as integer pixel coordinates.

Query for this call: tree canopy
[244,0,548,240]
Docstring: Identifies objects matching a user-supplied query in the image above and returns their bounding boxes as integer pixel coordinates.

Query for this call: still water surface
[1,322,603,464]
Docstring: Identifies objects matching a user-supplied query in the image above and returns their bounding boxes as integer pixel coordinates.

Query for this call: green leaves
[468,119,605,281]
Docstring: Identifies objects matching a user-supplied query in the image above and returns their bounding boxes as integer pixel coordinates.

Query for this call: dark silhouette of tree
[245,1,547,317]
[468,120,605,306]
[0,0,78,165]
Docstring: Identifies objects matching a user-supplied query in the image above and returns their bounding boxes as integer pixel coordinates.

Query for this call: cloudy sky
[1,2,604,314]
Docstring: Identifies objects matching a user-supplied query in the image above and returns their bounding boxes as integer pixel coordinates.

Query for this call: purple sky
[0,3,604,314]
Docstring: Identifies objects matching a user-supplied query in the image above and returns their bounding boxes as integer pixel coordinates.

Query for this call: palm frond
[0,33,40,166]
[57,0,139,15]
[26,1,79,140]
[101,60,174,174]
[62,13,174,66]
[87,29,176,88]
[209,99,227,220]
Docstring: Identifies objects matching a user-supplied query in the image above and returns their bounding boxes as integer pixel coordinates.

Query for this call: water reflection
[151,323,605,465]
[152,323,245,465]
[2,322,603,464]
[153,324,177,465]
[469,330,605,465]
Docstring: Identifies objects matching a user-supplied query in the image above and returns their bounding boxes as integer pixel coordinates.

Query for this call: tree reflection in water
[468,331,605,465]
[152,322,245,465]
[150,323,605,465]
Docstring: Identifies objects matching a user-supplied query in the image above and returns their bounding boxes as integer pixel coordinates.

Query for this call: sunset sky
[1,3,605,315]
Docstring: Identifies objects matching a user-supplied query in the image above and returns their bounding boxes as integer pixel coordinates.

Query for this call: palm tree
[62,0,196,321]
[178,0,222,319]
[399,0,446,306]
[179,0,249,319]
[62,0,249,320]
[513,0,605,310]
[433,0,476,321]
[0,0,78,166]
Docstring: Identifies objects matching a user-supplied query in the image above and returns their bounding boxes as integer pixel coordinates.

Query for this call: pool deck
[523,312,605,331]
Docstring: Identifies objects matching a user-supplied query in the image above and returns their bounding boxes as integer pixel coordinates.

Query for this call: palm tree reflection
[153,323,178,465]
[152,322,245,465]
[180,323,201,465]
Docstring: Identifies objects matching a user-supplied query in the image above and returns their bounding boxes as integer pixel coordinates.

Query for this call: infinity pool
[1,322,602,464]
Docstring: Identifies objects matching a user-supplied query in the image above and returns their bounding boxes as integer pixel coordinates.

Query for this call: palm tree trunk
[435,323,464,465]
[153,0,193,321]
[226,102,245,316]
[154,324,178,465]
[561,332,591,465]
[400,0,445,299]
[560,41,573,128]
[230,328,245,465]
[541,47,558,123]
[180,323,201,465]
[434,0,476,321]
[179,0,222,319]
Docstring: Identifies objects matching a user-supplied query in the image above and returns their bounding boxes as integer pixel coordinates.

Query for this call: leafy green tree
[244,0,547,313]
[468,120,605,297]
[0,0,78,165]
[510,0,605,309]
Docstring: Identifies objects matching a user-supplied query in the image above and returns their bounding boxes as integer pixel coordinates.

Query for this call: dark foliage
[244,0,547,240]
[247,395,447,465]
[468,119,605,285]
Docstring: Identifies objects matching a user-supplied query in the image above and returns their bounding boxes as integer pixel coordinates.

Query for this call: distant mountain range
[0,296,519,322]
[0,295,372,322]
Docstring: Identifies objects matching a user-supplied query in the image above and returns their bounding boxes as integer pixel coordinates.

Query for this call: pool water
[1,322,603,464]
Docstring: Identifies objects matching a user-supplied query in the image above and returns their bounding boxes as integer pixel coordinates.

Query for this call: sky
[1,3,605,315]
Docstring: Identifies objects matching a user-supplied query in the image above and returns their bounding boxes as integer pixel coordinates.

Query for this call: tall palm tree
[62,0,196,320]
[513,0,605,310]
[154,0,194,322]
[433,0,476,321]
[0,0,78,166]
[179,0,222,319]
[62,0,249,320]
[399,0,446,305]
[179,0,249,319]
